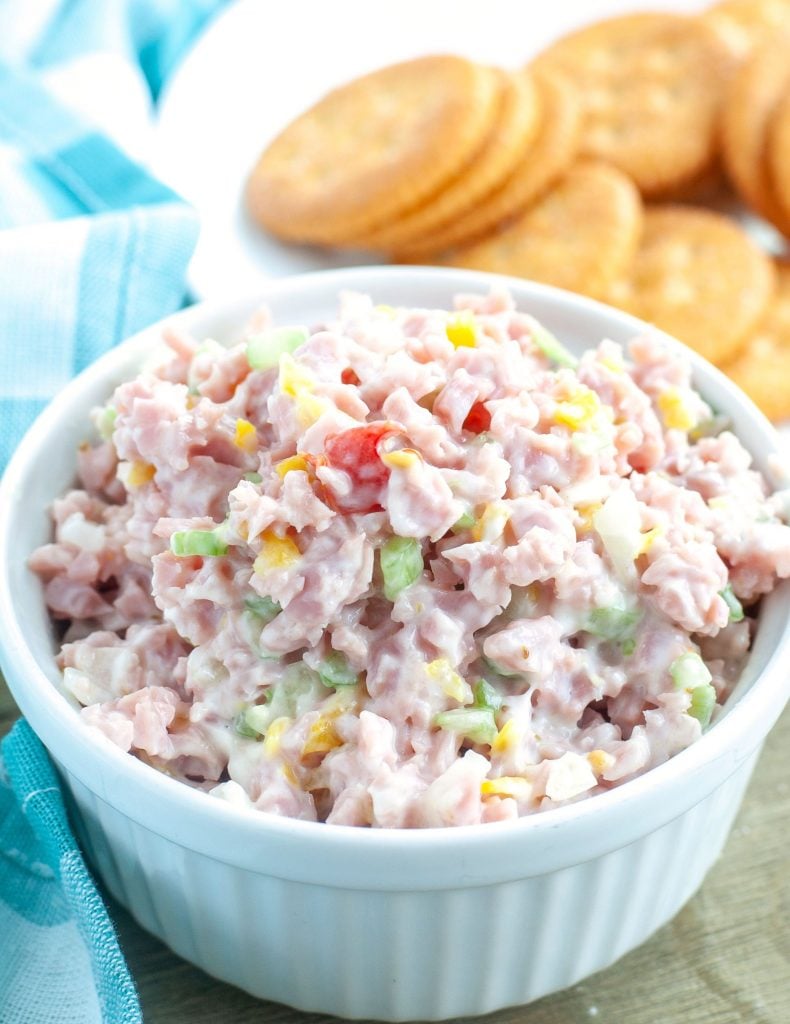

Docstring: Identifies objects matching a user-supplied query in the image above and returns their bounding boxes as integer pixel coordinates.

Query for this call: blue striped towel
[0,3,225,1021]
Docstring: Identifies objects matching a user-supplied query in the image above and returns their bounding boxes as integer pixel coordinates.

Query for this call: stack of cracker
[246,1,790,420]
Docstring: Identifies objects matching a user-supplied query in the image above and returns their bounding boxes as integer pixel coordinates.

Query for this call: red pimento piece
[341,368,361,386]
[463,401,491,434]
[323,422,398,513]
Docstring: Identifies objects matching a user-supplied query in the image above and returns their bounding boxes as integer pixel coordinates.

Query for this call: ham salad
[30,289,790,827]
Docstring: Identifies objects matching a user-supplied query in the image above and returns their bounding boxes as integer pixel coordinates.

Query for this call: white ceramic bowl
[1,267,789,1021]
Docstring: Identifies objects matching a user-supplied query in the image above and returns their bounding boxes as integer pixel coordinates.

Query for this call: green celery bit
[243,703,272,737]
[247,326,308,371]
[243,666,324,736]
[240,609,280,660]
[670,651,712,691]
[380,536,423,601]
[531,323,578,369]
[234,711,260,738]
[481,654,522,679]
[473,678,503,713]
[587,606,641,642]
[435,708,498,746]
[243,471,262,484]
[689,414,731,442]
[621,638,636,657]
[170,528,227,556]
[451,510,476,534]
[97,406,117,440]
[244,594,282,623]
[317,650,359,688]
[689,683,716,729]
[720,583,744,623]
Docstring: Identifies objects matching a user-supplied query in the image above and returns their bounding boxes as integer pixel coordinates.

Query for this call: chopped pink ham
[28,289,790,826]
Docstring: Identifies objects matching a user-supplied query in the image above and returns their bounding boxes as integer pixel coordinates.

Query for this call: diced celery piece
[380,537,423,601]
[621,638,636,657]
[435,708,498,746]
[247,326,308,371]
[317,650,359,688]
[234,711,260,738]
[689,414,731,442]
[96,406,117,440]
[670,651,712,691]
[689,683,716,729]
[720,583,744,623]
[243,702,273,737]
[244,594,282,623]
[170,529,227,556]
[587,606,641,642]
[239,610,280,660]
[451,510,476,534]
[243,471,262,484]
[481,654,522,679]
[531,323,578,369]
[473,678,503,713]
[244,666,324,736]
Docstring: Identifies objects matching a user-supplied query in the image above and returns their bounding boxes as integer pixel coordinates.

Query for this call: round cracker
[357,69,539,253]
[721,33,790,233]
[442,161,642,300]
[607,206,776,365]
[768,89,790,225]
[723,262,790,420]
[390,70,581,260]
[702,0,790,60]
[532,14,734,196]
[245,55,499,245]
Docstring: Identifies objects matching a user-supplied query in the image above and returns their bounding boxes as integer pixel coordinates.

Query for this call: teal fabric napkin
[1,721,140,1024]
[0,2,226,1020]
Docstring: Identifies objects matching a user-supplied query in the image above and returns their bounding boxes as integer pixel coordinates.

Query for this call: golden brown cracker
[245,55,499,245]
[723,262,790,420]
[357,69,539,253]
[532,14,734,197]
[391,70,581,260]
[607,206,776,365]
[702,0,790,60]
[443,161,643,301]
[721,33,790,233]
[768,88,790,225]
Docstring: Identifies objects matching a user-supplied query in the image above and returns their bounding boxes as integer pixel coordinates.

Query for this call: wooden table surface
[2,674,788,1024]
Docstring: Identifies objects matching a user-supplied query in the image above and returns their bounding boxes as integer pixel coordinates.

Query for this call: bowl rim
[1,265,789,878]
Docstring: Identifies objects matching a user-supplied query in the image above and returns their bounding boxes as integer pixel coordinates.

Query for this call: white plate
[153,0,716,300]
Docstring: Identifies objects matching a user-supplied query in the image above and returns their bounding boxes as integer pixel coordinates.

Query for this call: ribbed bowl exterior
[63,752,758,1021]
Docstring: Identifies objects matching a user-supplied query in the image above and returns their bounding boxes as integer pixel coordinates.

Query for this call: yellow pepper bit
[278,353,329,426]
[425,659,472,704]
[658,388,697,432]
[587,749,615,775]
[472,502,510,543]
[126,461,156,487]
[637,525,664,556]
[575,502,602,533]
[302,716,343,757]
[380,448,421,469]
[275,454,310,478]
[491,718,520,754]
[554,386,602,431]
[234,418,258,452]
[253,530,300,573]
[263,716,292,757]
[481,776,532,799]
[446,311,478,349]
[600,353,625,374]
